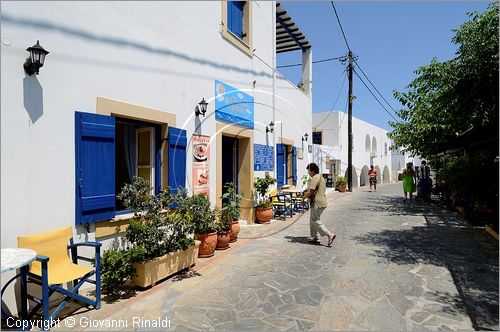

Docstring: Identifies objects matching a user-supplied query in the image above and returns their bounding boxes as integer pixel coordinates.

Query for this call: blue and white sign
[254,144,274,171]
[215,80,254,128]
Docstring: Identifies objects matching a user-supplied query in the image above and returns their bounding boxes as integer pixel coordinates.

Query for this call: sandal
[327,234,336,247]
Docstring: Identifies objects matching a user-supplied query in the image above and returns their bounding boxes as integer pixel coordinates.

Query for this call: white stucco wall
[1,1,312,309]
[311,111,392,186]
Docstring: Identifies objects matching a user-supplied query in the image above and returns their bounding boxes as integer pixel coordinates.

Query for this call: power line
[330,1,351,52]
[353,68,400,123]
[353,59,400,114]
[276,56,344,69]
[313,69,347,129]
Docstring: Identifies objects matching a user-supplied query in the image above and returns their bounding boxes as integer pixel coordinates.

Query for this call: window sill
[221,27,253,57]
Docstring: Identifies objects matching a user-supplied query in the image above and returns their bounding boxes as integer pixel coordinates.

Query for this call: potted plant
[222,182,243,242]
[253,174,277,223]
[335,176,347,192]
[214,208,231,250]
[188,194,217,258]
[110,177,200,289]
[301,174,311,190]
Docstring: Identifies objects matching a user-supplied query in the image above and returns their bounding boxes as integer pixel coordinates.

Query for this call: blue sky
[276,1,491,131]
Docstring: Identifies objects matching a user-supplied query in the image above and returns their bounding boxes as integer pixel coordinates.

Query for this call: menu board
[192,134,210,198]
[254,144,274,171]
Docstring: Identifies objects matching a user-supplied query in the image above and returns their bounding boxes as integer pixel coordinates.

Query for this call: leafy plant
[221,182,243,221]
[186,194,216,234]
[334,176,347,189]
[214,208,231,233]
[301,174,311,187]
[99,246,145,295]
[254,174,277,209]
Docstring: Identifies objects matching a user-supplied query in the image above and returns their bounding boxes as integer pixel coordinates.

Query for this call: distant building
[390,145,423,180]
[311,111,392,187]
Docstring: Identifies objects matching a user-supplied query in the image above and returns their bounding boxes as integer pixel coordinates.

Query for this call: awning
[276,2,311,53]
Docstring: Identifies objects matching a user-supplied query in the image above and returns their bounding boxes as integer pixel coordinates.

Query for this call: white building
[1,0,313,309]
[391,144,424,180]
[311,111,392,187]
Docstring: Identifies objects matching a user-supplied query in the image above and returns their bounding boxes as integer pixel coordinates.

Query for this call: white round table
[1,248,37,320]
[1,248,37,273]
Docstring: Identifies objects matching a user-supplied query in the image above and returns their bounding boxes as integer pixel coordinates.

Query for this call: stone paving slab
[51,183,498,331]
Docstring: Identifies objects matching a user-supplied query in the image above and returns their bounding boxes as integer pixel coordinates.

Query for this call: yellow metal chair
[18,226,101,329]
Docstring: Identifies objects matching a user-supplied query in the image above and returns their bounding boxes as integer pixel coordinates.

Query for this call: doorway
[221,136,239,199]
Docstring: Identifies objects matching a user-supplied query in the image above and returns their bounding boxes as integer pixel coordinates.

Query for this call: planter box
[132,240,201,288]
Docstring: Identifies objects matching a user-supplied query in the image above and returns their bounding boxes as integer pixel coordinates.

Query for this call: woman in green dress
[402,163,416,201]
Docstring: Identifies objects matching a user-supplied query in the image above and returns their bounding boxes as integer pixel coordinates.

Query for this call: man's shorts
[369,177,377,186]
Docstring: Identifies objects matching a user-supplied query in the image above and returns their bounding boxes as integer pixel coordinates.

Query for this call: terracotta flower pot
[338,184,346,192]
[194,231,217,258]
[216,231,231,250]
[255,207,273,223]
[229,220,240,243]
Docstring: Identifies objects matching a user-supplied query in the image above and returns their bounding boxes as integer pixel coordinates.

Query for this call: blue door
[276,144,285,187]
[168,127,187,194]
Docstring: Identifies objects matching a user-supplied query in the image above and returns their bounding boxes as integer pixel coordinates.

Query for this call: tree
[388,3,499,159]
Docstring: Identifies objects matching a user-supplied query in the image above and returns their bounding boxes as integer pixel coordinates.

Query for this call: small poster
[192,134,210,198]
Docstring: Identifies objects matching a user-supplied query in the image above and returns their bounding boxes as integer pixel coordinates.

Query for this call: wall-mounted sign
[192,134,210,198]
[297,148,304,160]
[254,144,274,171]
[215,80,254,128]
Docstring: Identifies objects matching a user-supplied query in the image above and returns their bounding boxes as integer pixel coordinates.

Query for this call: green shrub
[100,246,144,295]
[334,176,347,188]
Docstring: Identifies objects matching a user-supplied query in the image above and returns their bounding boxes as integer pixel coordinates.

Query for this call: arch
[375,165,382,184]
[344,167,359,188]
[365,135,371,152]
[360,165,369,186]
[372,136,378,154]
[383,165,390,183]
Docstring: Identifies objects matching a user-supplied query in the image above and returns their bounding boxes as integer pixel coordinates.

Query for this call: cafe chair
[17,226,101,329]
[269,188,293,220]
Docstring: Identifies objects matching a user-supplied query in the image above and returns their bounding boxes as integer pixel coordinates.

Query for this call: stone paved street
[61,183,498,331]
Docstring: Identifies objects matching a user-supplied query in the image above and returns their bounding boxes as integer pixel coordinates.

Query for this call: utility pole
[347,50,353,192]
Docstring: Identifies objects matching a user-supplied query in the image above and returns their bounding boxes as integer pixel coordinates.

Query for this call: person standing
[368,165,378,191]
[303,163,336,247]
[402,162,416,201]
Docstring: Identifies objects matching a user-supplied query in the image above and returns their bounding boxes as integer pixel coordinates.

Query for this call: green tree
[388,3,499,159]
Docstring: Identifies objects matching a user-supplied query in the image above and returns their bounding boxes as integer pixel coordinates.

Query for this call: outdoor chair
[270,189,293,220]
[17,226,101,329]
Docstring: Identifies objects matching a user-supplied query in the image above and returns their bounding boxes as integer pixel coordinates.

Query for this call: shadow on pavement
[284,236,323,246]
[352,193,499,331]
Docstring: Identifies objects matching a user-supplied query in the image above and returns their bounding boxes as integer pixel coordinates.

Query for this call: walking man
[368,165,378,191]
[303,163,336,247]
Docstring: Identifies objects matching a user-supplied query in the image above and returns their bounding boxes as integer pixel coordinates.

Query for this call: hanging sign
[192,134,210,198]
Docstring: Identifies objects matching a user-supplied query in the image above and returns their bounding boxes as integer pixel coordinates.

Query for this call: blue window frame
[227,1,245,39]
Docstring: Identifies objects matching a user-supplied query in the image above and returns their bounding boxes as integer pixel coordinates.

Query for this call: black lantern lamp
[302,133,309,142]
[24,40,49,75]
[266,121,275,134]
[195,98,208,117]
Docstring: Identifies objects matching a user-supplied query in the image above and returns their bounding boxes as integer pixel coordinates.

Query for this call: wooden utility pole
[347,50,353,192]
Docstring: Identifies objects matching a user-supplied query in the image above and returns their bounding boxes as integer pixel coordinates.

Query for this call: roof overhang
[276,2,311,53]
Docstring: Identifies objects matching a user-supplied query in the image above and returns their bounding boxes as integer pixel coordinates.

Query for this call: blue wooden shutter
[292,146,297,185]
[228,1,244,38]
[75,112,115,225]
[168,127,187,194]
[276,144,285,187]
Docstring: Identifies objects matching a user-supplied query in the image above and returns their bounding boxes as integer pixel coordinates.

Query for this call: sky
[276,1,491,131]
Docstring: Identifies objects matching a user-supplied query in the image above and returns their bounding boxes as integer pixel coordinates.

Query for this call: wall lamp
[194,98,208,117]
[266,121,275,134]
[23,40,49,76]
[302,133,309,142]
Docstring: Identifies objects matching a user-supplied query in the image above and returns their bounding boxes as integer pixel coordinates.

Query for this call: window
[221,1,253,56]
[227,1,245,39]
[75,111,187,225]
[384,142,388,155]
[312,131,322,145]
